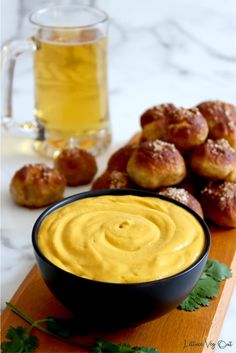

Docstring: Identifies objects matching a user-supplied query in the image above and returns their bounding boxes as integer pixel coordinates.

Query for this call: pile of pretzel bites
[92,100,236,228]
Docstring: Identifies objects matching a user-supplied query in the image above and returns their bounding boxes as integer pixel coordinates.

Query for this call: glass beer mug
[2,5,111,157]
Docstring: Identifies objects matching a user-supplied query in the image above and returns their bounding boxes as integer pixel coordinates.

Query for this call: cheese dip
[38,195,205,283]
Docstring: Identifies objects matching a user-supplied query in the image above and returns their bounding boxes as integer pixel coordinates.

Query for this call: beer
[34,33,108,139]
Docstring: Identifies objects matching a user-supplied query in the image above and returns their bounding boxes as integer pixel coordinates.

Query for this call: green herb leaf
[93,339,132,353]
[204,259,232,281]
[92,339,160,353]
[3,305,161,353]
[1,326,38,353]
[134,346,160,353]
[179,276,220,311]
[179,259,232,311]
[197,276,220,298]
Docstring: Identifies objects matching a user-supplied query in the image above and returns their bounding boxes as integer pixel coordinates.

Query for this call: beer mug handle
[1,38,39,137]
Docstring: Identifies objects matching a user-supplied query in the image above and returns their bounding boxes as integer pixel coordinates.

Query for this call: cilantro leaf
[179,258,232,311]
[134,346,160,353]
[196,276,220,298]
[204,259,232,281]
[92,339,160,353]
[3,305,160,353]
[93,339,132,353]
[1,326,38,353]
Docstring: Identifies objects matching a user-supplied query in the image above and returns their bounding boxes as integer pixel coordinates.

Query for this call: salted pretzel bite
[189,139,236,182]
[141,103,176,142]
[55,148,97,186]
[159,187,203,217]
[165,107,209,151]
[91,170,133,190]
[127,140,186,189]
[142,107,208,151]
[140,103,176,128]
[197,100,236,149]
[10,164,66,208]
[107,143,138,172]
[142,119,167,142]
[201,181,236,228]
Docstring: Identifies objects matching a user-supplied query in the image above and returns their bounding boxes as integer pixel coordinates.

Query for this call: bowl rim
[32,188,211,287]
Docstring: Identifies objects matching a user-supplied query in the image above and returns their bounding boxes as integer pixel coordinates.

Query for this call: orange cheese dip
[38,195,205,283]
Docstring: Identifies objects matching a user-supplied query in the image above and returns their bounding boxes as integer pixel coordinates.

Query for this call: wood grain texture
[1,227,236,353]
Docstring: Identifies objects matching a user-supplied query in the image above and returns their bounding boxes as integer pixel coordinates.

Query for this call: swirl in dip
[38,195,205,283]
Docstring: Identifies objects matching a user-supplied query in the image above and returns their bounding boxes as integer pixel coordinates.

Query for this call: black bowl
[32,189,211,330]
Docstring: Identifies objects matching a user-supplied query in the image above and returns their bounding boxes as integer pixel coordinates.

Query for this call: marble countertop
[1,0,236,352]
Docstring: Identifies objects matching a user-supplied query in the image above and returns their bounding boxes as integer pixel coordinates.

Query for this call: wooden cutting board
[1,227,236,353]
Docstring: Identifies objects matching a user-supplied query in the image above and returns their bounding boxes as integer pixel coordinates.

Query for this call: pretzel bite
[91,170,133,190]
[10,164,66,208]
[107,143,138,172]
[142,119,167,142]
[140,103,176,128]
[159,187,203,217]
[197,100,236,149]
[141,103,176,142]
[201,181,236,228]
[189,139,236,182]
[165,108,209,151]
[142,107,208,151]
[127,140,186,189]
[55,148,97,186]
